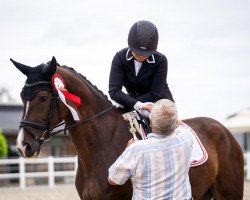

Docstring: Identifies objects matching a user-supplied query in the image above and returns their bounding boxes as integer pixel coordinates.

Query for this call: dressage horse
[12,57,244,200]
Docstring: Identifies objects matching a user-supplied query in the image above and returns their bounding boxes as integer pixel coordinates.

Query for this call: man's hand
[142,102,154,113]
[108,178,118,185]
[127,138,135,147]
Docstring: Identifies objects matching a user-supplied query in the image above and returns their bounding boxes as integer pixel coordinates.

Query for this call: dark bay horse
[12,57,244,200]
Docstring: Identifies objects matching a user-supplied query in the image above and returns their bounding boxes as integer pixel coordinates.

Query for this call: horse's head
[11,57,68,158]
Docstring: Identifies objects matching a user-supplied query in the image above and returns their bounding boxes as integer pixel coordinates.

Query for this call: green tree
[0,129,8,158]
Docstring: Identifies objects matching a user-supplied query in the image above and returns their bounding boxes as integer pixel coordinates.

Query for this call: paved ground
[0,185,80,200]
[244,181,250,200]
[0,182,249,200]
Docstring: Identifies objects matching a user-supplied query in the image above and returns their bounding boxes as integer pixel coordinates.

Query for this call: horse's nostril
[25,143,31,151]
[17,147,25,157]
[22,141,27,147]
[24,143,36,158]
[18,141,32,157]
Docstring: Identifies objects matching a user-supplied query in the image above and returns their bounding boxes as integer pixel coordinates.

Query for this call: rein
[51,106,113,136]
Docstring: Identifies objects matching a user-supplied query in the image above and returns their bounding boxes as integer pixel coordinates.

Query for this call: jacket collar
[126,48,155,63]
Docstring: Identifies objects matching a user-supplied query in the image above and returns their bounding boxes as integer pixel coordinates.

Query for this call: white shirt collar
[147,133,167,139]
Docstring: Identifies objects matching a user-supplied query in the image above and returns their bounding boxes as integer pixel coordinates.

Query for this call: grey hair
[150,99,178,136]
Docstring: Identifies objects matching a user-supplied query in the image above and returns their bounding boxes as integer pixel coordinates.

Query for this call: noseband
[20,81,113,144]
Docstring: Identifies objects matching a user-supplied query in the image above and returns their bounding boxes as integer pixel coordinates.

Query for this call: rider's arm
[109,53,137,109]
[135,56,174,103]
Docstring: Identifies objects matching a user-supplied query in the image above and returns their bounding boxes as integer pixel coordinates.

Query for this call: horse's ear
[42,56,57,76]
[10,58,31,76]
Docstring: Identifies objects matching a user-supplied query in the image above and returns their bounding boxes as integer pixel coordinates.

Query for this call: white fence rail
[0,156,77,189]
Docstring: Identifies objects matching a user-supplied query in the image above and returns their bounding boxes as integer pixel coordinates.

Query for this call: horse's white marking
[16,101,29,156]
[16,128,26,155]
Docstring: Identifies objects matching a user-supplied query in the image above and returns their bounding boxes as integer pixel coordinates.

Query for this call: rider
[108,20,174,116]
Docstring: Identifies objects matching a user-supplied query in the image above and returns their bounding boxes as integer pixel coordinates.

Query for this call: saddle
[122,111,151,140]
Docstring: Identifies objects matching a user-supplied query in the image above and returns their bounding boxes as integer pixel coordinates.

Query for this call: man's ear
[176,120,182,127]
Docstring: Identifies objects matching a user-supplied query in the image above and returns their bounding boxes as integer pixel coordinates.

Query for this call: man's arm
[107,141,135,186]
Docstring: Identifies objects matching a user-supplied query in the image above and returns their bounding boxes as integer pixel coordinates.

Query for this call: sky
[0,0,249,122]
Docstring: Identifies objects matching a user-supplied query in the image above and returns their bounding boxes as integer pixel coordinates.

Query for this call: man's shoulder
[126,137,168,156]
[174,124,195,142]
[127,139,151,150]
[126,139,152,151]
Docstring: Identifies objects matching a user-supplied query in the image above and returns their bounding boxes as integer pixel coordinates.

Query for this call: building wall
[233,133,250,152]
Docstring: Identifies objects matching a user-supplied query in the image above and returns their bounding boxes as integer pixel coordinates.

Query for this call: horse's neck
[61,70,130,173]
[60,68,132,198]
[67,109,130,174]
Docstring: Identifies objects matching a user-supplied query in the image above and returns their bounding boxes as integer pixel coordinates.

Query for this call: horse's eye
[39,96,48,102]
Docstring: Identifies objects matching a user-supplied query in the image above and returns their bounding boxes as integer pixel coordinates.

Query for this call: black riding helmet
[128,20,159,57]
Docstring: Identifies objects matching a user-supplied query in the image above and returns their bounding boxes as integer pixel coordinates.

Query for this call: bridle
[20,86,60,144]
[20,81,113,144]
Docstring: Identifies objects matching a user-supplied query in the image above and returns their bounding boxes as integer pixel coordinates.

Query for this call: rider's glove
[133,101,151,118]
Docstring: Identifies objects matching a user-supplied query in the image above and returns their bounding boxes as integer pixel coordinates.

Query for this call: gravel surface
[244,181,250,200]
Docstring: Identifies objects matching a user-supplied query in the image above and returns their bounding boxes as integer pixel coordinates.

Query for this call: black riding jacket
[108,48,174,110]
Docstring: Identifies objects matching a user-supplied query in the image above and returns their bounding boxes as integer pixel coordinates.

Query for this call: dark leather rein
[20,81,113,144]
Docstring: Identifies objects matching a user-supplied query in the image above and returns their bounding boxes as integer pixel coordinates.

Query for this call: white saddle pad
[176,122,208,167]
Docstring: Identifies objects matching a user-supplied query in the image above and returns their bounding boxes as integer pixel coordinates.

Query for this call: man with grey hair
[150,99,178,136]
[108,99,194,200]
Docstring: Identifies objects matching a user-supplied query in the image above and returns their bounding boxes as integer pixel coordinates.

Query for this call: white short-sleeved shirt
[108,124,194,200]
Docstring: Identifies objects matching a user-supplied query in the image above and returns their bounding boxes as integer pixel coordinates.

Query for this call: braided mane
[60,65,111,103]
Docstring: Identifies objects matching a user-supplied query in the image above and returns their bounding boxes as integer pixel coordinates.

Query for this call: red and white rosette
[52,75,81,121]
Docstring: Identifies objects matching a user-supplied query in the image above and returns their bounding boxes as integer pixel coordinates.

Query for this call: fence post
[19,157,25,189]
[74,156,78,172]
[48,156,55,188]
[246,152,250,180]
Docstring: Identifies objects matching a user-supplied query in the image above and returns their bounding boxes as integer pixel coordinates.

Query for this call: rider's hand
[134,102,154,117]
